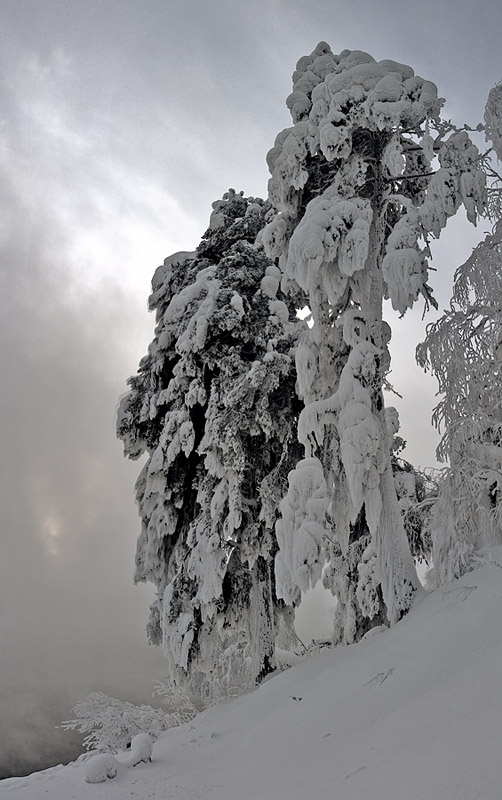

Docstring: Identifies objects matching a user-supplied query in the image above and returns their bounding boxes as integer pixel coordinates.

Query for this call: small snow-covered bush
[60,686,197,753]
[151,680,200,721]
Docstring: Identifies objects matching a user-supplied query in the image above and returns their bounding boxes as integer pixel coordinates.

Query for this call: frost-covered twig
[60,688,197,753]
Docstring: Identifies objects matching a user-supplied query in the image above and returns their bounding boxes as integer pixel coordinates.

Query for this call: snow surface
[3,547,502,799]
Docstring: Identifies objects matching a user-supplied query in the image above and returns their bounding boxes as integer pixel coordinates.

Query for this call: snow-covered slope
[3,548,502,800]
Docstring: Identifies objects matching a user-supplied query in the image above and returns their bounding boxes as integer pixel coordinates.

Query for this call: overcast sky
[1,0,501,778]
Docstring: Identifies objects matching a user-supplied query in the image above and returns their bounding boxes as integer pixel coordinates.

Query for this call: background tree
[417,221,502,581]
[263,43,486,641]
[416,85,502,583]
[117,191,304,703]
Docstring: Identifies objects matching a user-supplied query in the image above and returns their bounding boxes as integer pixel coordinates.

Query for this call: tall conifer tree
[117,192,303,702]
[264,43,486,640]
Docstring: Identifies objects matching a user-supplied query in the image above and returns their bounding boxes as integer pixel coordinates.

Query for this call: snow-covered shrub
[151,680,200,720]
[84,753,121,783]
[60,688,196,753]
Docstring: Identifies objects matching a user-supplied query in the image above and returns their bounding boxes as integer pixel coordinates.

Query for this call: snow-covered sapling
[83,730,160,783]
[126,730,159,765]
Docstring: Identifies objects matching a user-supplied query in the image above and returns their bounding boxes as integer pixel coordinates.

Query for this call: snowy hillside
[2,547,502,800]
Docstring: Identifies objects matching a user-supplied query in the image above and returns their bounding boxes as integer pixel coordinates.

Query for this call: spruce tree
[117,191,303,702]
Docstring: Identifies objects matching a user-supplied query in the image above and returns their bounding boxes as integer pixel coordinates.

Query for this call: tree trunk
[363,168,424,622]
[250,556,276,683]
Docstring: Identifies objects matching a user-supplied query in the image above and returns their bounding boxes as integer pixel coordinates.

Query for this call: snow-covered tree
[117,191,303,703]
[416,86,502,582]
[484,83,502,163]
[263,43,486,641]
[417,221,502,581]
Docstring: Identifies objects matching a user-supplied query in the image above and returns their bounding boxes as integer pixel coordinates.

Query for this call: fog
[1,0,500,779]
[0,167,168,777]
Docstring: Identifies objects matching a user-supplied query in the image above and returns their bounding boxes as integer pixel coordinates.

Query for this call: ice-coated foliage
[275,457,330,605]
[60,689,196,753]
[392,456,432,565]
[117,191,303,703]
[265,43,486,640]
[417,221,502,581]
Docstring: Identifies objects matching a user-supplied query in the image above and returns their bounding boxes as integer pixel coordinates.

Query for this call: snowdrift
[3,547,502,800]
